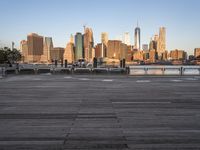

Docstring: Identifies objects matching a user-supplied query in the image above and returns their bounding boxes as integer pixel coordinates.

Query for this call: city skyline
[0,0,200,54]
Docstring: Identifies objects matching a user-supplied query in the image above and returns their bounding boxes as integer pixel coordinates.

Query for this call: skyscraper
[157,27,166,57]
[42,37,53,63]
[124,32,130,45]
[154,34,159,42]
[107,40,121,60]
[51,47,65,62]
[149,35,158,51]
[107,40,127,60]
[101,32,108,46]
[149,36,158,61]
[83,27,94,62]
[95,43,107,58]
[75,32,83,60]
[27,33,43,63]
[149,49,157,63]
[194,48,200,58]
[20,40,28,63]
[170,49,187,61]
[64,36,75,63]
[69,34,74,44]
[134,24,141,50]
[120,43,128,60]
[101,32,108,58]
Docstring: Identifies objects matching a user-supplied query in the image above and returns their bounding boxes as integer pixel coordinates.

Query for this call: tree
[0,47,22,64]
[0,48,6,64]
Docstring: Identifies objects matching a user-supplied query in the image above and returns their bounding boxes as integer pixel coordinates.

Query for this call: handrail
[129,66,200,75]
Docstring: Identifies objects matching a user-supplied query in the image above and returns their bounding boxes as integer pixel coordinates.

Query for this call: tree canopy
[0,47,21,64]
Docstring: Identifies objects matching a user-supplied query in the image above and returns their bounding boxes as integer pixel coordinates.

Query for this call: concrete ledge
[37,68,51,74]
[92,68,108,74]
[163,67,181,75]
[5,69,16,74]
[19,69,35,74]
[109,68,127,74]
[73,68,91,74]
[54,68,72,74]
[129,65,200,76]
[146,68,163,75]
[183,66,200,75]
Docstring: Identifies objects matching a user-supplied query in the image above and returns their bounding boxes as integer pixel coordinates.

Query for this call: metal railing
[129,65,200,76]
[1,64,200,76]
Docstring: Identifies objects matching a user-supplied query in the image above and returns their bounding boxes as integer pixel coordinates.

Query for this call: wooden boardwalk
[0,75,200,150]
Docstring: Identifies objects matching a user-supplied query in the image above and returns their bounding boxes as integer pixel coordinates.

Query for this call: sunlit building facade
[41,37,53,63]
[124,32,130,45]
[107,40,121,59]
[149,49,157,63]
[194,48,200,58]
[107,40,128,60]
[133,50,143,61]
[170,49,187,60]
[64,41,75,63]
[157,27,166,58]
[95,43,107,58]
[83,27,94,62]
[51,47,64,62]
[20,40,28,63]
[27,33,43,63]
[101,32,108,46]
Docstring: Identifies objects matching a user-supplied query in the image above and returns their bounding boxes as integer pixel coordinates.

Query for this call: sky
[0,0,200,55]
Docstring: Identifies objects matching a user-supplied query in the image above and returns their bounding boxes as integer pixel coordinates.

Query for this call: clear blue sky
[0,0,200,54]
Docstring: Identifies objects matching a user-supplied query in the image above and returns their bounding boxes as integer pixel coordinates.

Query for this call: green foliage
[0,48,6,64]
[0,47,22,64]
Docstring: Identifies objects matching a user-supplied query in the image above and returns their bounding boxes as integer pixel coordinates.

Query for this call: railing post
[1,67,3,77]
[180,67,183,76]
[4,65,7,77]
[126,67,130,75]
[162,67,165,75]
[145,67,148,75]
[199,68,200,76]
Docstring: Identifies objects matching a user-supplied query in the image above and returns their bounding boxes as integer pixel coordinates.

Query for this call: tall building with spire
[83,27,94,62]
[134,22,141,50]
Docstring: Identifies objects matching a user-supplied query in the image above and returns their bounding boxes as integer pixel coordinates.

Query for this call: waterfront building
[27,33,43,63]
[75,32,84,60]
